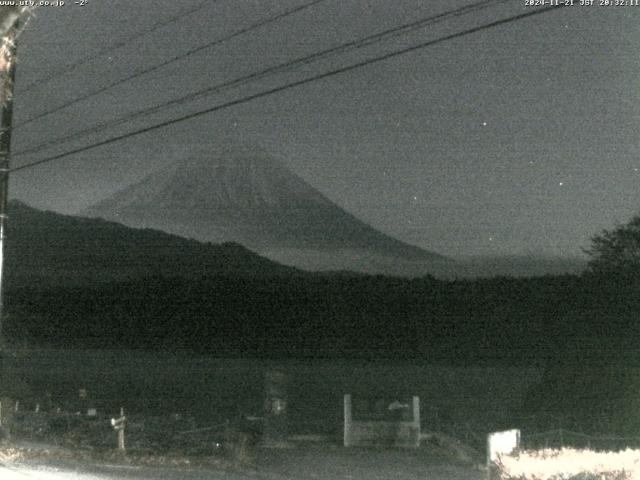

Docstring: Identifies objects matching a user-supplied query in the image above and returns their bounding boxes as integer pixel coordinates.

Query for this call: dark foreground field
[2,349,542,438]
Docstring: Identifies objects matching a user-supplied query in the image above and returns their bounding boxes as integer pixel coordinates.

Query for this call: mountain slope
[4,200,300,287]
[82,143,449,274]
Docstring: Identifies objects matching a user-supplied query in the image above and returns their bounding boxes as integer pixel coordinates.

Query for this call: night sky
[7,0,640,258]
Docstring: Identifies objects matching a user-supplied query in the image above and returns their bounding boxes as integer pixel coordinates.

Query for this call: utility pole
[0,20,18,376]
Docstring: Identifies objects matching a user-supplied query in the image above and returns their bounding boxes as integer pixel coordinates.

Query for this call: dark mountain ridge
[4,200,300,287]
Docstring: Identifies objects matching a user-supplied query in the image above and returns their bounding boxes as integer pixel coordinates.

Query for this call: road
[0,460,252,480]
[0,447,485,480]
[1,461,483,480]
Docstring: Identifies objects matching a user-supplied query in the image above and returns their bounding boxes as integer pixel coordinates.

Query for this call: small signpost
[343,394,421,447]
[487,429,520,480]
[111,407,126,452]
[263,370,289,447]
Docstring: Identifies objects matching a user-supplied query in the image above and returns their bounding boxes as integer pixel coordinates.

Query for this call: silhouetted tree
[584,214,640,276]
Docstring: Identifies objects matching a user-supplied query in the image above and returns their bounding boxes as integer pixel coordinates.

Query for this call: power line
[267,0,513,76]
[11,4,564,174]
[19,0,210,93]
[15,0,505,157]
[14,0,508,158]
[16,0,328,128]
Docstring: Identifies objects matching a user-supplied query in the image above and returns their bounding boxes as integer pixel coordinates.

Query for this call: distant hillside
[4,201,300,287]
[82,142,451,276]
[455,255,587,278]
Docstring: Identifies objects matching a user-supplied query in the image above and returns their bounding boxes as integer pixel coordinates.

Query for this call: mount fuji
[82,143,451,276]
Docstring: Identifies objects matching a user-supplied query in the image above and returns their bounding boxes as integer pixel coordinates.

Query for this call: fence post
[412,396,420,448]
[343,394,352,447]
[111,407,126,453]
[486,433,491,480]
[118,408,125,452]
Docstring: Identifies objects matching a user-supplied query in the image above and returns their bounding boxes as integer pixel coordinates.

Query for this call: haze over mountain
[82,142,452,276]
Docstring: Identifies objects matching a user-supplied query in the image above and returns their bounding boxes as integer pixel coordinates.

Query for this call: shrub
[496,448,639,480]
